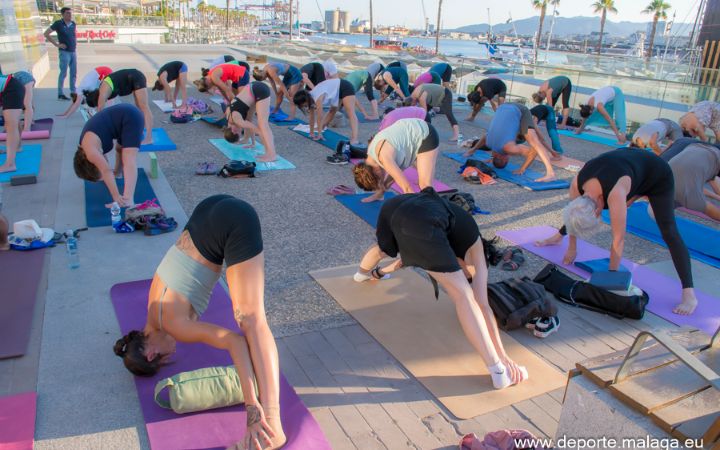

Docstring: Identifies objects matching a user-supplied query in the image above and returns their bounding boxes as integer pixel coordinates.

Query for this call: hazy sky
[213,0,702,29]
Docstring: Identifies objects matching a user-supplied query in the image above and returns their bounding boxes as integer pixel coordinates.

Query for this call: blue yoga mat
[141,128,177,152]
[442,151,568,191]
[291,126,349,151]
[442,151,490,165]
[200,116,227,128]
[601,202,720,269]
[269,110,304,125]
[575,258,629,273]
[84,169,158,228]
[558,129,624,148]
[335,192,397,228]
[209,139,295,171]
[0,144,42,182]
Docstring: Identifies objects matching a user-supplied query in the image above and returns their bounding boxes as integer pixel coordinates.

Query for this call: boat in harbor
[373,37,409,51]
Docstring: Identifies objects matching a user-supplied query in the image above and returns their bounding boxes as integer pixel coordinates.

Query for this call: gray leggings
[425,87,458,127]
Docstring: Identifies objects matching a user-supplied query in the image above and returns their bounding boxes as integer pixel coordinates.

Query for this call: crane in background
[420,0,430,35]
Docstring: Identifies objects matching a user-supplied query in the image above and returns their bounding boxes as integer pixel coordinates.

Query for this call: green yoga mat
[209,139,295,171]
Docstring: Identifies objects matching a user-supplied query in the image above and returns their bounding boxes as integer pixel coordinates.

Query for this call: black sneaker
[326,153,349,165]
[533,316,560,338]
[58,94,71,101]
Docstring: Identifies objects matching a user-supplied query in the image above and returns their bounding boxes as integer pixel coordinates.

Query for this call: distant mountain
[454,16,693,38]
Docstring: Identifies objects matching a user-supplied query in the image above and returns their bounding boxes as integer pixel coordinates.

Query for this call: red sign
[77,29,117,40]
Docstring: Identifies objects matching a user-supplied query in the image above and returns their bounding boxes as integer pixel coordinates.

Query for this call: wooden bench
[558,326,720,446]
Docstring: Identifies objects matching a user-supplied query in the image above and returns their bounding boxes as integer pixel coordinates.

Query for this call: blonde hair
[563,196,601,239]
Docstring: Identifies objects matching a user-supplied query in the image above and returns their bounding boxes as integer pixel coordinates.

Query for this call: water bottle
[66,230,79,269]
[457,133,464,147]
[110,202,121,229]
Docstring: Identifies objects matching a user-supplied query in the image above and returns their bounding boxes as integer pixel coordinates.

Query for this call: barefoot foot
[673,291,698,315]
[0,164,17,174]
[256,154,277,163]
[535,232,563,247]
[535,174,557,182]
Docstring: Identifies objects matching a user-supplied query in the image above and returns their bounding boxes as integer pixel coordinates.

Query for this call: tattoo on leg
[234,308,245,324]
[246,404,261,427]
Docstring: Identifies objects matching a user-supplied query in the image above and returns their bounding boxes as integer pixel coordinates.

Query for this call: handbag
[218,160,256,178]
[154,366,255,414]
[533,264,648,320]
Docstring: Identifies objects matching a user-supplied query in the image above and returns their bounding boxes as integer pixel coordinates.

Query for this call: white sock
[489,362,529,390]
[353,271,372,282]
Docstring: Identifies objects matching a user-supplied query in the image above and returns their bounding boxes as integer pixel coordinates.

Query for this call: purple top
[379,106,427,131]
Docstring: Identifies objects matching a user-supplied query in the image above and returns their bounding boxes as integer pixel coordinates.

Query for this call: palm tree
[643,0,671,59]
[532,0,548,62]
[592,0,617,55]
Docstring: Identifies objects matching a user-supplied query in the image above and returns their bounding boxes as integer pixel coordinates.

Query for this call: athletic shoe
[533,316,560,338]
[58,94,71,101]
[326,154,349,165]
[525,317,541,330]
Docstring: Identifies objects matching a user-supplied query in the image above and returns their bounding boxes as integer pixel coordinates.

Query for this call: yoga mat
[0,118,53,141]
[209,139,295,171]
[268,110,304,126]
[490,161,569,191]
[391,166,454,193]
[558,129,624,147]
[0,144,42,183]
[290,124,348,151]
[84,169,158,228]
[208,95,225,106]
[496,225,720,335]
[200,116,227,128]
[140,128,177,152]
[309,265,567,419]
[334,192,397,228]
[601,203,720,269]
[80,108,91,122]
[110,280,330,450]
[442,151,584,172]
[152,100,175,113]
[0,392,36,449]
[575,258,629,273]
[678,207,719,224]
[0,250,45,359]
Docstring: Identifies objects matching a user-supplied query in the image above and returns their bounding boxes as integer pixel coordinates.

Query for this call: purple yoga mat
[0,250,45,359]
[497,225,720,336]
[110,280,330,450]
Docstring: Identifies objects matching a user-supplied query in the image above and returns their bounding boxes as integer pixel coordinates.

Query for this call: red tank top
[210,64,246,84]
[95,66,112,80]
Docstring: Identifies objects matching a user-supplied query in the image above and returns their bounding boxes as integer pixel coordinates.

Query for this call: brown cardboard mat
[309,264,568,419]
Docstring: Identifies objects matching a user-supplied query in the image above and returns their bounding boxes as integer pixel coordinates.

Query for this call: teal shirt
[344,70,368,92]
[368,118,430,170]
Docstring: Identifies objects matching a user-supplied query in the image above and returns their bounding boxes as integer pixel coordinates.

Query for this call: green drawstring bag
[154,366,253,414]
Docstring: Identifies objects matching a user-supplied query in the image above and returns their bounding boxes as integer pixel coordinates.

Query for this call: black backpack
[441,192,477,213]
[533,264,648,320]
[217,160,256,178]
[487,277,557,330]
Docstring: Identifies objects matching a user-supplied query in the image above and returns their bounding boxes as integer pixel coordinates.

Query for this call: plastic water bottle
[110,202,121,229]
[457,133,464,147]
[66,230,79,269]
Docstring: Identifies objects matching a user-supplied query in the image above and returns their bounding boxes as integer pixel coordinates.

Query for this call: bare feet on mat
[535,232,563,247]
[361,192,384,203]
[141,139,153,146]
[0,164,17,174]
[535,174,557,182]
[550,151,563,161]
[512,168,525,175]
[674,290,697,315]
[264,409,286,450]
[256,154,277,163]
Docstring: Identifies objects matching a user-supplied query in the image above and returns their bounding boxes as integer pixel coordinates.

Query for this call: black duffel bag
[217,160,256,178]
[532,264,648,320]
[487,277,557,330]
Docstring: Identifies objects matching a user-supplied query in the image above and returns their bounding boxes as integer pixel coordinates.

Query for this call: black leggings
[363,71,375,101]
[553,80,572,110]
[648,187,694,289]
[439,87,458,127]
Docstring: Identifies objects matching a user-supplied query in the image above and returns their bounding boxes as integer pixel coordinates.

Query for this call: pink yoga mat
[0,391,36,450]
[0,119,53,141]
[0,250,45,359]
[497,225,720,336]
[110,280,330,450]
[349,158,453,193]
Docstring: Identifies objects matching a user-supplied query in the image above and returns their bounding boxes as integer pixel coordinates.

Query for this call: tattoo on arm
[246,404,261,426]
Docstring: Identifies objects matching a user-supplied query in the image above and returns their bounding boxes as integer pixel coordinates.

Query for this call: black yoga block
[10,175,37,186]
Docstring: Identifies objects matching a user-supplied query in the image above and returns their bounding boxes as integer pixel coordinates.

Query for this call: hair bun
[113,336,129,357]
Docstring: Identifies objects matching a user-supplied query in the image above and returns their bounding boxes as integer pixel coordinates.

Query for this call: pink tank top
[379,106,428,131]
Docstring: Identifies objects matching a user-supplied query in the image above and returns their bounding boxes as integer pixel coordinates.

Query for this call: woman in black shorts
[73,103,144,207]
[532,75,572,129]
[467,78,507,120]
[300,62,326,90]
[152,61,188,109]
[536,149,699,315]
[224,82,277,162]
[293,78,361,145]
[85,69,154,145]
[114,195,286,450]
[355,188,529,389]
[0,75,25,174]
